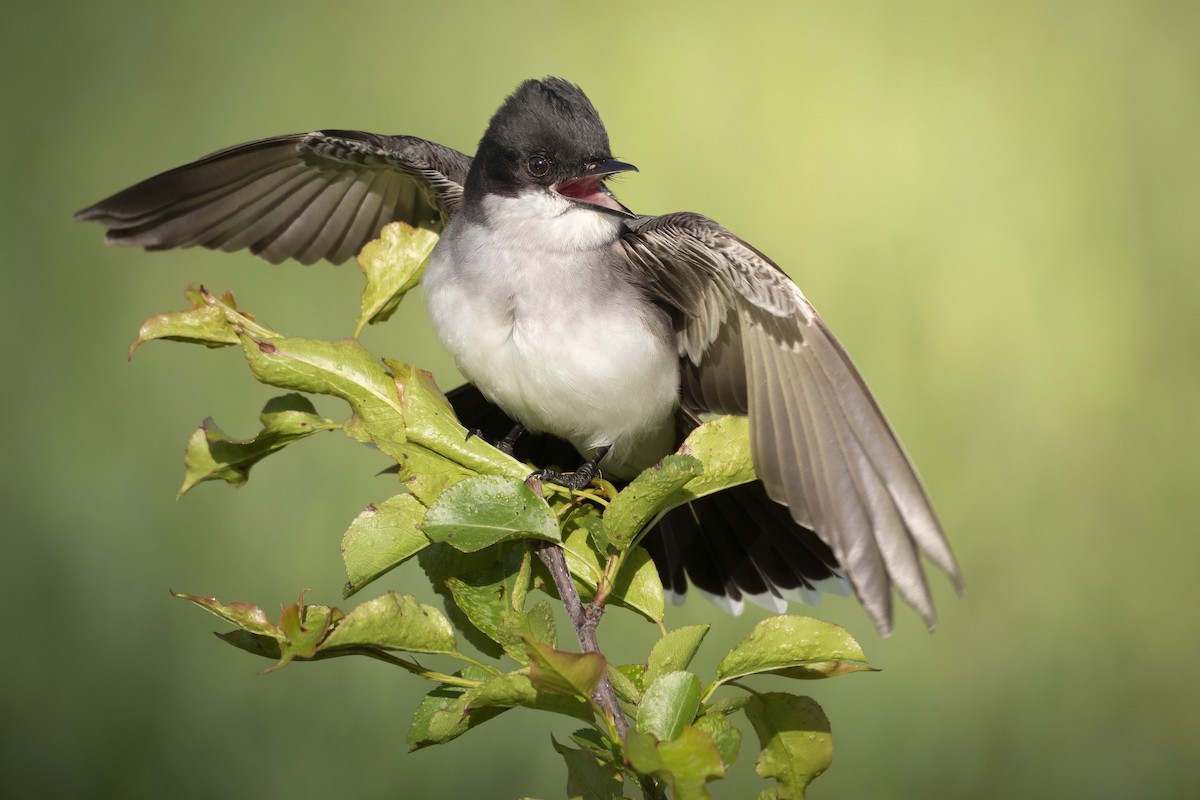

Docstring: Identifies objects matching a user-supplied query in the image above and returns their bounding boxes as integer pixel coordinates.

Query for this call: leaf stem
[329,646,483,687]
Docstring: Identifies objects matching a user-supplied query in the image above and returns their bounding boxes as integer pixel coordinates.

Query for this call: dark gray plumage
[76,130,470,264]
[77,77,961,634]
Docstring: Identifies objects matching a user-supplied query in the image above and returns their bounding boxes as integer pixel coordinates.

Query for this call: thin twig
[532,540,629,739]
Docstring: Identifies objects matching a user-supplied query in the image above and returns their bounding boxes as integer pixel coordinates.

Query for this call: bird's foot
[531,446,610,491]
[495,424,524,457]
[464,423,525,457]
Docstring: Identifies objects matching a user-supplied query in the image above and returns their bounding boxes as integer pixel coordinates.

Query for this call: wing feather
[76,130,472,265]
[621,212,961,633]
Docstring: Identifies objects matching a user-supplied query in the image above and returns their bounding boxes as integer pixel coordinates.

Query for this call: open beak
[554,158,638,217]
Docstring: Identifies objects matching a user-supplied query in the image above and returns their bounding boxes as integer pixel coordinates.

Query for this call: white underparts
[423,190,680,478]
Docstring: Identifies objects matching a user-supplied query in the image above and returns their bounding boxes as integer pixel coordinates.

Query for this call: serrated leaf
[419,544,512,659]
[705,695,752,717]
[667,416,757,505]
[609,543,665,624]
[637,671,702,742]
[694,713,741,769]
[495,600,558,664]
[555,524,664,624]
[647,625,710,688]
[129,286,243,357]
[526,639,606,701]
[624,726,725,800]
[341,493,430,597]
[273,599,341,671]
[356,222,438,334]
[552,737,623,800]
[608,663,645,705]
[319,591,457,655]
[505,542,533,612]
[391,442,475,505]
[179,394,339,496]
[744,693,832,799]
[172,591,282,639]
[408,674,505,751]
[387,360,527,479]
[466,671,593,722]
[422,475,560,551]
[713,616,873,689]
[214,629,282,659]
[238,332,406,455]
[570,728,615,757]
[602,455,703,549]
[579,512,611,553]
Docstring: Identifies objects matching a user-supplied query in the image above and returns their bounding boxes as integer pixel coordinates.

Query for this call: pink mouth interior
[555,176,623,212]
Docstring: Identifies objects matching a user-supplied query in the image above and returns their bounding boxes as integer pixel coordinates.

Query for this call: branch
[533,539,629,739]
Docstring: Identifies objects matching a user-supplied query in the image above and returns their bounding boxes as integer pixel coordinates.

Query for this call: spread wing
[75,130,471,265]
[620,212,962,634]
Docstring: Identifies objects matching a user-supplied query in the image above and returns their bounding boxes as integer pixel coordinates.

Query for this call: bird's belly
[425,250,679,476]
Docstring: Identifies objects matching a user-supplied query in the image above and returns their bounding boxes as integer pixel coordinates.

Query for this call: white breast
[423,190,680,476]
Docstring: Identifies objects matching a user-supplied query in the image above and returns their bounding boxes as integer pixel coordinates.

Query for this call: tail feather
[445,382,850,615]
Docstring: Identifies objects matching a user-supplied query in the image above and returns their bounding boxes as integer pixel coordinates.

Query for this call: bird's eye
[527,156,550,177]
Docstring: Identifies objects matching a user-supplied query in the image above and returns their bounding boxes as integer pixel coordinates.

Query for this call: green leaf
[341,493,430,598]
[172,591,282,639]
[419,544,514,658]
[408,671,505,752]
[705,695,751,717]
[570,728,618,760]
[526,639,606,701]
[390,442,476,506]
[552,737,623,800]
[666,416,757,505]
[129,285,242,357]
[505,540,534,613]
[274,599,341,671]
[319,591,458,655]
[712,616,873,691]
[214,629,282,659]
[744,693,832,799]
[386,360,527,479]
[694,713,742,769]
[637,671,702,742]
[422,475,561,551]
[555,523,664,624]
[179,394,339,496]
[624,726,725,800]
[355,222,438,334]
[238,332,406,455]
[647,625,710,688]
[466,670,593,722]
[495,600,558,664]
[602,454,703,549]
[607,664,645,705]
[608,543,665,624]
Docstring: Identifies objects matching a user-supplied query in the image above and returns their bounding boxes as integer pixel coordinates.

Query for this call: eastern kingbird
[77,77,961,634]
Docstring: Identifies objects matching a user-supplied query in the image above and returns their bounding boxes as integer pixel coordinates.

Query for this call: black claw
[496,424,524,457]
[464,428,484,443]
[531,446,610,491]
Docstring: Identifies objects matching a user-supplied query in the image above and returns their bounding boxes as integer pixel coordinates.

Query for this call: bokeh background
[4,0,1197,797]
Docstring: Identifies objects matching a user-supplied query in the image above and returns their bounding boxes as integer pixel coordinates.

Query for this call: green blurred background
[4,0,1197,796]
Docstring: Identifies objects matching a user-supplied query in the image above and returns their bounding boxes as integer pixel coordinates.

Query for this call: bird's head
[471,77,637,216]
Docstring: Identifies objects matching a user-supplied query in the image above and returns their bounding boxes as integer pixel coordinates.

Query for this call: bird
[76,77,961,635]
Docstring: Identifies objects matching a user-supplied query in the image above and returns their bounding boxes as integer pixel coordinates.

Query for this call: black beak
[584,158,638,177]
[555,157,638,217]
